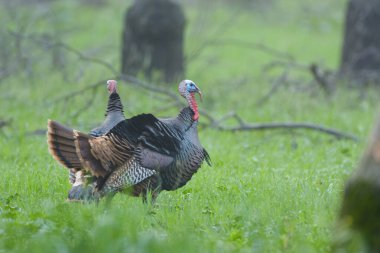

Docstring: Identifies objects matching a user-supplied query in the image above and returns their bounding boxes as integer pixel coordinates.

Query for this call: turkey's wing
[88,133,134,171]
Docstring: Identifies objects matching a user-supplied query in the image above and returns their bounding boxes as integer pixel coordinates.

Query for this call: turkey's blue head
[178,79,202,121]
[179,80,202,101]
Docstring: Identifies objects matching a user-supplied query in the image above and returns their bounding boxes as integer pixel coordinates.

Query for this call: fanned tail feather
[47,120,82,169]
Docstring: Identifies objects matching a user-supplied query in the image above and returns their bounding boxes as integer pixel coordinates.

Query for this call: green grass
[0,0,377,252]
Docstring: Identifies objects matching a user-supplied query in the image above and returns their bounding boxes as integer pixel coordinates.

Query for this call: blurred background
[1,0,378,130]
[2,0,378,128]
[0,0,355,124]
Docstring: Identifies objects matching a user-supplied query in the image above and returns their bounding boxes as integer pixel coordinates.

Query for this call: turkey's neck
[177,107,196,130]
[105,93,124,117]
[186,93,199,121]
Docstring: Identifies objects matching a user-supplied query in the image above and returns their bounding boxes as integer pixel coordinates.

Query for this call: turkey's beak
[196,88,203,102]
[198,91,203,102]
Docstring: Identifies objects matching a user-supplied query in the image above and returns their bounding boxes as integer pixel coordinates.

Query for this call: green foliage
[0,0,376,252]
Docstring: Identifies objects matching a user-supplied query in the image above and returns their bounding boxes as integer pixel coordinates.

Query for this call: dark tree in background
[121,0,185,83]
[338,117,380,251]
[340,0,380,83]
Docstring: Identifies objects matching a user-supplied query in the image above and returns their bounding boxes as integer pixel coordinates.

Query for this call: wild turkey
[48,79,211,201]
[67,80,125,199]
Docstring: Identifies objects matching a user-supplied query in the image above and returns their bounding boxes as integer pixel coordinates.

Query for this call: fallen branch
[220,122,358,141]
[209,111,359,142]
[0,119,12,129]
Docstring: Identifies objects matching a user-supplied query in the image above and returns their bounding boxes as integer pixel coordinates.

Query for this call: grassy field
[0,0,377,252]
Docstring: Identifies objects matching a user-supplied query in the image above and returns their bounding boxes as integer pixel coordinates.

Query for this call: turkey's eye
[190,83,194,87]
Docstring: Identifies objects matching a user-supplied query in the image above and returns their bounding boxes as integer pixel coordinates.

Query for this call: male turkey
[67,80,125,199]
[47,79,211,201]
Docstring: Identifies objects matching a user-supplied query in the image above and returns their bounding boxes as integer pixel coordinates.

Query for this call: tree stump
[121,0,185,83]
[339,0,380,84]
[337,116,380,251]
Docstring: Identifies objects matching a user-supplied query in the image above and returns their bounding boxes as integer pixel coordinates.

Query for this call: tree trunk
[339,0,380,84]
[121,0,185,83]
[336,115,380,251]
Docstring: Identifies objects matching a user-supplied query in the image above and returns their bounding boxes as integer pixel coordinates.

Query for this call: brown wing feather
[73,130,108,177]
[89,133,134,170]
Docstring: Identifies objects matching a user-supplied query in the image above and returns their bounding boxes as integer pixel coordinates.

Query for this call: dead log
[121,0,185,83]
[338,114,380,251]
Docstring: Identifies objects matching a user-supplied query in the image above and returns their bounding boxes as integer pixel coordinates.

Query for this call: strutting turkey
[67,80,126,200]
[47,79,211,201]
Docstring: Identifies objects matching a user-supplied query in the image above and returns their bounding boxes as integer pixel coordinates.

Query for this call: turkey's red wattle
[188,93,199,121]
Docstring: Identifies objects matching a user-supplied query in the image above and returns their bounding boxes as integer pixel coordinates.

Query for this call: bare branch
[48,79,106,105]
[188,39,295,64]
[118,74,182,104]
[208,111,237,127]
[262,59,310,73]
[212,39,294,61]
[186,8,244,63]
[56,42,118,75]
[214,120,359,142]
[0,119,12,129]
[71,88,98,118]
[309,63,335,95]
[256,71,288,106]
[153,101,180,114]
[7,31,119,77]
